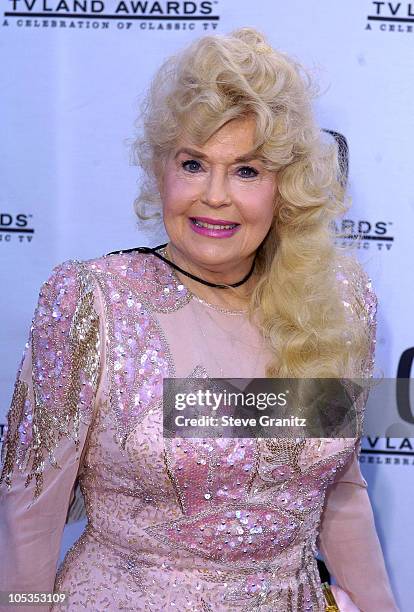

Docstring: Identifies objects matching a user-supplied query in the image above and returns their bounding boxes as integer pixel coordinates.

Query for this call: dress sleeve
[317,260,399,612]
[0,260,102,612]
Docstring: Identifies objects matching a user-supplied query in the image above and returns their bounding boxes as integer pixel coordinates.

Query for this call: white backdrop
[1,1,413,609]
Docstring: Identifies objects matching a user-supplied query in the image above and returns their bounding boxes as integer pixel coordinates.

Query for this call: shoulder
[34,260,82,336]
[40,248,192,318]
[79,248,190,312]
[34,259,98,331]
[31,258,102,383]
[80,249,160,284]
[33,249,158,328]
[38,259,80,298]
[30,258,103,421]
[334,254,378,326]
[37,248,152,305]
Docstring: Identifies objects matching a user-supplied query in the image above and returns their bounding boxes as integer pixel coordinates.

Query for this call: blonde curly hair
[130,27,371,379]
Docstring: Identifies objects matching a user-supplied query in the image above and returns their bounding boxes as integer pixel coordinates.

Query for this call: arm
[318,443,399,612]
[317,259,399,612]
[0,261,101,612]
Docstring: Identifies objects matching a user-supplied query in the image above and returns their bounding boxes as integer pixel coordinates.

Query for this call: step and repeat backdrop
[1,1,413,609]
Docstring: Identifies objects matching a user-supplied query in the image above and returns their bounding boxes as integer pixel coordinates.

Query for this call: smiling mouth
[190,218,240,230]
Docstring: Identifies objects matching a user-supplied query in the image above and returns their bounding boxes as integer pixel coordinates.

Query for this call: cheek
[162,170,199,215]
[236,181,276,224]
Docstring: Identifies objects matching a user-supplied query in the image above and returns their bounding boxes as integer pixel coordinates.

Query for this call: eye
[182,159,202,173]
[237,166,259,178]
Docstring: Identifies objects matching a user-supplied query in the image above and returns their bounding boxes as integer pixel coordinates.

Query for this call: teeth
[192,219,237,230]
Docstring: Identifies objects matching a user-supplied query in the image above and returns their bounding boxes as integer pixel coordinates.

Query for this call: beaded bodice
[0,249,382,612]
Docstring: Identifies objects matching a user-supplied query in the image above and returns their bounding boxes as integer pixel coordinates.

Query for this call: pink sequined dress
[0,247,399,611]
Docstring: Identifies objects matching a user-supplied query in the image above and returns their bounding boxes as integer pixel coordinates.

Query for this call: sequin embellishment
[1,250,381,611]
[0,381,30,488]
[0,261,100,501]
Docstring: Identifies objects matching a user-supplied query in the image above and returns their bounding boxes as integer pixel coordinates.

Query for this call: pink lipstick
[189,217,241,239]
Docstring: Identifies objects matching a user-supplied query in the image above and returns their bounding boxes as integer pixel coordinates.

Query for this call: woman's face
[158,115,278,279]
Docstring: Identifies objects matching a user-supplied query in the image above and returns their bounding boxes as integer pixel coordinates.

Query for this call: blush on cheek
[236,192,275,224]
[162,173,201,215]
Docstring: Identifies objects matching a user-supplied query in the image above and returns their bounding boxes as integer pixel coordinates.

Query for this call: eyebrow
[174,147,261,164]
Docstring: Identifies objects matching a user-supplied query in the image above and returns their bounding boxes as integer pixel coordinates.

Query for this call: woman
[0,28,399,611]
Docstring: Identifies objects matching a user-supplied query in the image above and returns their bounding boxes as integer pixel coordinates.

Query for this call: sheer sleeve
[0,261,102,612]
[317,260,399,612]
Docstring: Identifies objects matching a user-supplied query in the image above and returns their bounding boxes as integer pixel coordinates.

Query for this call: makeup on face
[160,115,277,278]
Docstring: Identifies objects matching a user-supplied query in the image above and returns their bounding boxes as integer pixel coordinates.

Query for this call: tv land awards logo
[0,213,35,243]
[2,0,221,31]
[365,1,414,33]
[333,219,395,251]
[361,437,414,465]
[308,130,395,253]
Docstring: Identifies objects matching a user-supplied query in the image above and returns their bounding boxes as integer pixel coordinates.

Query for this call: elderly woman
[0,28,398,612]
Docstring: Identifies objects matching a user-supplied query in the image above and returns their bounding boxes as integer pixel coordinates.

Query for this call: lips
[191,216,240,225]
[188,217,241,239]
[190,217,240,231]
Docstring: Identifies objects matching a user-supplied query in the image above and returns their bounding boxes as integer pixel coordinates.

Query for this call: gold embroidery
[296,578,304,609]
[0,380,29,489]
[27,265,100,500]
[0,264,101,502]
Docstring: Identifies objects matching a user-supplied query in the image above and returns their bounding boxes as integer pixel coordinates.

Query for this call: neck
[165,243,257,309]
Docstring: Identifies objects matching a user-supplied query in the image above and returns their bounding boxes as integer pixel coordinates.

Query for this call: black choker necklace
[107,243,257,289]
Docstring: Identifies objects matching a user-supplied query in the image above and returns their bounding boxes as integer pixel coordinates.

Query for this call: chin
[189,246,238,263]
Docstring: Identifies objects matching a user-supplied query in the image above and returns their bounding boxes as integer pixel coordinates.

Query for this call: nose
[202,168,231,207]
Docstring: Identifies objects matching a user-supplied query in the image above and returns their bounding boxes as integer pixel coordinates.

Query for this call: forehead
[175,116,259,161]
